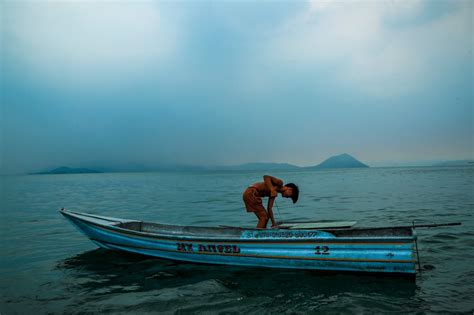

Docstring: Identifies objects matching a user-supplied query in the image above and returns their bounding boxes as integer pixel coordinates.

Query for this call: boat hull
[61,209,417,275]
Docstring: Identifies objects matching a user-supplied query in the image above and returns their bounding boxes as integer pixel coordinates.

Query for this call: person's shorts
[242,187,266,215]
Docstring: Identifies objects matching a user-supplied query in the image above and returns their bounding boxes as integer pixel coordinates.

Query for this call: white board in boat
[278,221,357,229]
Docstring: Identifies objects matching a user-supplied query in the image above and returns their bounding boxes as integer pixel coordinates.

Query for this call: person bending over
[242,175,299,229]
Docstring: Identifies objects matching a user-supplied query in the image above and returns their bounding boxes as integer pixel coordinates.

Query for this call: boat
[59,208,429,276]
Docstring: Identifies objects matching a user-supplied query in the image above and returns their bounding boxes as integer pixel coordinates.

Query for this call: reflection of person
[242,175,299,229]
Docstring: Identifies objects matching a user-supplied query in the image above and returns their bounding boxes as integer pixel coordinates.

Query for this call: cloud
[2,1,181,79]
[0,1,471,173]
[264,0,472,98]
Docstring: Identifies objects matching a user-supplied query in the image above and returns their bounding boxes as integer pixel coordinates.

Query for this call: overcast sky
[1,0,472,174]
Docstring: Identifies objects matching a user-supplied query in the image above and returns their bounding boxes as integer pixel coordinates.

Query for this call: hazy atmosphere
[1,2,474,313]
[1,0,472,174]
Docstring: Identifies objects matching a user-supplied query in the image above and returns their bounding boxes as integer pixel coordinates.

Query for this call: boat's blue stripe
[93,239,416,274]
[89,237,415,263]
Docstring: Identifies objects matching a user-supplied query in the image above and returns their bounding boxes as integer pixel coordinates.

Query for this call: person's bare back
[242,175,299,228]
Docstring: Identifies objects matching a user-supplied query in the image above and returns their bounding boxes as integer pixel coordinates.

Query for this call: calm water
[1,167,473,314]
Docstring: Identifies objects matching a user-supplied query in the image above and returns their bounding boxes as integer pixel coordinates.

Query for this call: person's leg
[254,210,269,228]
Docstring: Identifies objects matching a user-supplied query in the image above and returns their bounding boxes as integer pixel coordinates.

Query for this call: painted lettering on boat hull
[176,243,241,254]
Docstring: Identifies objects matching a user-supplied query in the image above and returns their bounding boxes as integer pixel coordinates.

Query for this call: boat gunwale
[60,209,416,244]
[60,209,139,223]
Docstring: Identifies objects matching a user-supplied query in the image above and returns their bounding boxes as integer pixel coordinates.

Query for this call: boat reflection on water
[56,249,419,313]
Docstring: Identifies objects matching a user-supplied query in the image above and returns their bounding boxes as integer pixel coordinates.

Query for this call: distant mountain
[433,160,474,167]
[29,155,370,174]
[307,153,369,169]
[31,166,103,175]
[222,162,300,171]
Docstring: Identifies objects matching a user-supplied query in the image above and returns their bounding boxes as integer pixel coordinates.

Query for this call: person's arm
[263,175,284,197]
[267,196,277,227]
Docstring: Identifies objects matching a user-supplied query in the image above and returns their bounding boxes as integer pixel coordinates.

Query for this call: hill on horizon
[307,153,369,169]
[28,153,370,174]
[31,166,103,175]
[433,160,474,167]
[227,154,369,171]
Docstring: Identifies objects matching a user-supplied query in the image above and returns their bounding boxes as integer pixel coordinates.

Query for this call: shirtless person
[243,175,299,229]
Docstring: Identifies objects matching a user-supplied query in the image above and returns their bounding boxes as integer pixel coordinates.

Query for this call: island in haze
[306,153,369,169]
[433,160,474,167]
[223,154,369,171]
[28,153,369,174]
[31,166,103,175]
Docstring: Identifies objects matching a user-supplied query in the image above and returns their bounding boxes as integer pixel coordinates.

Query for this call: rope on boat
[274,199,284,223]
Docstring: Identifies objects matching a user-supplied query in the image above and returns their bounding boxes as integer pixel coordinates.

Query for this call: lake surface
[1,167,473,314]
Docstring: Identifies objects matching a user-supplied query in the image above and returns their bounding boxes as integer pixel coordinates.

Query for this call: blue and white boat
[60,208,424,276]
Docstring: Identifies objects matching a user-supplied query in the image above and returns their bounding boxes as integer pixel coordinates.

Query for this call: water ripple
[1,168,473,314]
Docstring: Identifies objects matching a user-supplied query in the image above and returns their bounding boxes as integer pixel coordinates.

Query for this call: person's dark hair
[284,183,299,204]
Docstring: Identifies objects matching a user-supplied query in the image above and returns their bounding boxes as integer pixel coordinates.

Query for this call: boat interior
[117,221,414,238]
